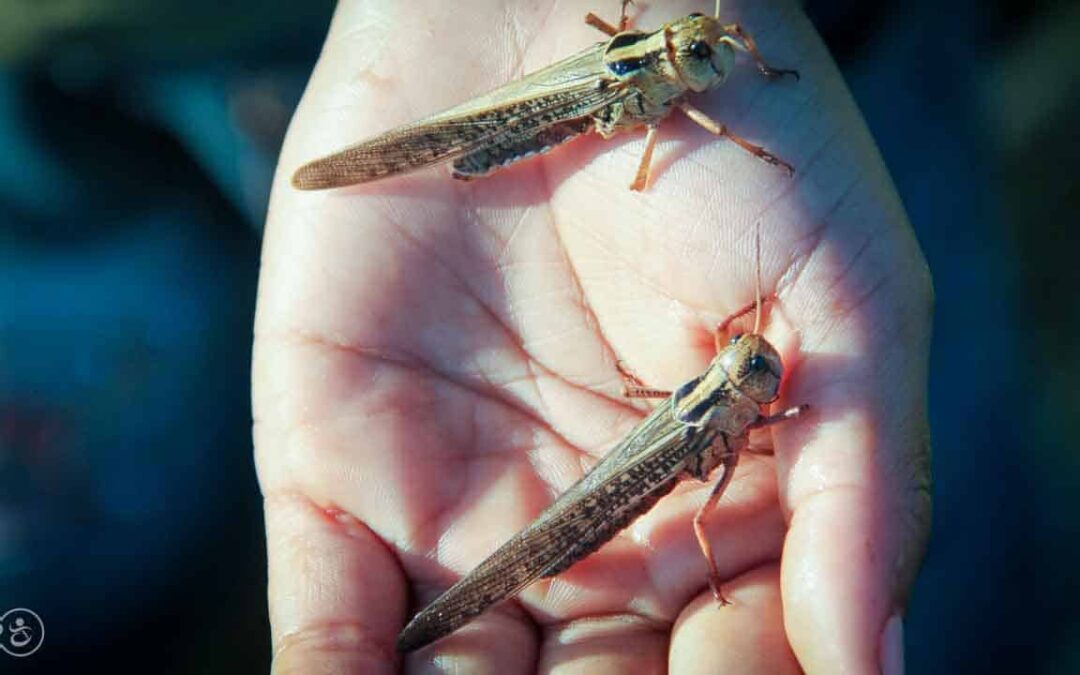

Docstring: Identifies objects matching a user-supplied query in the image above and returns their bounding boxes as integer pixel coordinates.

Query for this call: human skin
[253,1,933,673]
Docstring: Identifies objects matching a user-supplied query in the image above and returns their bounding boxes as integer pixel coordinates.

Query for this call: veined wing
[292,43,622,189]
[397,400,716,652]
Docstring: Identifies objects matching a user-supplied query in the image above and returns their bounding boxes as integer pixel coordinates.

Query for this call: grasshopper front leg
[721,23,800,80]
[679,102,795,175]
[616,360,671,399]
[585,0,634,36]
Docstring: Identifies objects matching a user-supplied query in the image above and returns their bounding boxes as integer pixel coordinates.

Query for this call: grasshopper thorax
[718,333,783,404]
[666,14,737,93]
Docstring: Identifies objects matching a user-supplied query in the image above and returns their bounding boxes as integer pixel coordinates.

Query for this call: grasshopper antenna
[713,224,766,350]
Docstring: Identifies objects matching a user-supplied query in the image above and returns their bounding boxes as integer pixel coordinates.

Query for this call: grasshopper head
[719,333,783,404]
[667,14,737,92]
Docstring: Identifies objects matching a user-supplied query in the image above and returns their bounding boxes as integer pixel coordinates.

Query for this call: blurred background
[0,0,1076,672]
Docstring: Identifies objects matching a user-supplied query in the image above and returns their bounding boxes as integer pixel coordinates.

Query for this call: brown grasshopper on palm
[397,237,809,653]
[293,1,798,192]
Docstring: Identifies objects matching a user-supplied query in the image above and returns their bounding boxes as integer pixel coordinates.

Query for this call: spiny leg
[712,295,779,353]
[585,12,620,35]
[679,102,794,176]
[721,23,799,80]
[585,1,634,36]
[624,385,672,399]
[692,406,807,604]
[748,404,809,430]
[692,436,739,605]
[716,300,760,338]
[629,124,660,191]
[617,0,634,31]
[616,360,671,399]
[591,1,630,35]
[741,405,809,456]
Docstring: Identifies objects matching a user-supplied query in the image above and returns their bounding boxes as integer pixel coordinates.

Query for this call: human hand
[254,1,932,672]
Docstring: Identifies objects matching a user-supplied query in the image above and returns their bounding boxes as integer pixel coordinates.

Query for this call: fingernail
[879,613,904,675]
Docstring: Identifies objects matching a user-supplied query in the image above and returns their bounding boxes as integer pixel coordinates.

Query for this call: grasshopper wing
[397,403,714,652]
[293,44,623,189]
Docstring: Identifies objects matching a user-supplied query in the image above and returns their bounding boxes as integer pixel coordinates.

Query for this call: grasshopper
[293,1,798,192]
[397,238,808,652]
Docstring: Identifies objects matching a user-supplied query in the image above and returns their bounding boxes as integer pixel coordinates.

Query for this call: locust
[292,1,798,192]
[397,243,809,653]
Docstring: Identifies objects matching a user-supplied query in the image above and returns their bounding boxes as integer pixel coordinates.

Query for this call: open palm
[254,1,932,673]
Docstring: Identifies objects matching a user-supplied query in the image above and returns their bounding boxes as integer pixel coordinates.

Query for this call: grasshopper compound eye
[689,40,712,60]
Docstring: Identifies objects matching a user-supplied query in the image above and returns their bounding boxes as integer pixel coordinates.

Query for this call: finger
[536,617,668,675]
[670,564,802,674]
[399,604,538,673]
[265,492,407,674]
[688,0,934,671]
[776,246,933,675]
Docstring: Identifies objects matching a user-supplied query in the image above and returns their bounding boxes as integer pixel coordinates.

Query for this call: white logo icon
[0,608,45,657]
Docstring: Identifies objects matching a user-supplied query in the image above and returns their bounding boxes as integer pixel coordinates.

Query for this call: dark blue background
[1,1,1076,671]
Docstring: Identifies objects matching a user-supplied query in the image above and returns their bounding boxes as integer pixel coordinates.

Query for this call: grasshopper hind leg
[451,120,590,180]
